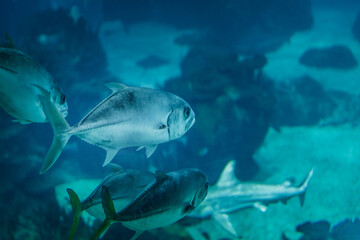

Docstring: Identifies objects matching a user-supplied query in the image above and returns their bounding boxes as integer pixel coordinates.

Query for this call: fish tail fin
[90,186,116,240]
[67,188,83,240]
[90,219,113,240]
[38,94,72,173]
[298,168,314,206]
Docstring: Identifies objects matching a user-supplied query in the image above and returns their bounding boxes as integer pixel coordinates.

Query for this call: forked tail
[67,188,84,240]
[38,94,72,173]
[90,186,116,240]
[298,168,314,206]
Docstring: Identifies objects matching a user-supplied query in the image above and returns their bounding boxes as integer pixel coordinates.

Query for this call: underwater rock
[103,0,313,54]
[273,76,360,128]
[164,45,274,181]
[296,220,330,240]
[299,45,358,69]
[273,76,336,127]
[352,12,360,42]
[331,218,360,240]
[18,8,108,88]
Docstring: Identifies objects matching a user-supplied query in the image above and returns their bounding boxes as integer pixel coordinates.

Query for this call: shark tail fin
[298,168,314,206]
[67,188,83,240]
[38,94,72,173]
[90,186,116,240]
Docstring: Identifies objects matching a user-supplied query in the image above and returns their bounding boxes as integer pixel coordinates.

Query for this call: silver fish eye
[184,107,191,119]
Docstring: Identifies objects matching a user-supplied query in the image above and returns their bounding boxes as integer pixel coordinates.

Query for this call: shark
[185,160,314,237]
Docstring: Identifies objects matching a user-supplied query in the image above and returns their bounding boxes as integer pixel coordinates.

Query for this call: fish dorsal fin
[108,163,125,173]
[155,170,168,182]
[1,32,17,48]
[215,160,239,188]
[105,82,128,93]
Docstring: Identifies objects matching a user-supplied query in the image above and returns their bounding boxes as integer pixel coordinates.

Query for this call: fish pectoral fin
[103,148,119,167]
[212,212,239,237]
[108,163,125,173]
[0,65,17,74]
[253,202,267,212]
[130,230,144,240]
[12,119,31,124]
[145,145,157,158]
[105,82,128,93]
[136,146,144,151]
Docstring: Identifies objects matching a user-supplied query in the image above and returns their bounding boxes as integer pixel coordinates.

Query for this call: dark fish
[91,168,209,240]
[67,165,155,240]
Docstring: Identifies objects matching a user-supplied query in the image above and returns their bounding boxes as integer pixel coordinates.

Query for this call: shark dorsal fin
[215,160,239,188]
[105,82,128,93]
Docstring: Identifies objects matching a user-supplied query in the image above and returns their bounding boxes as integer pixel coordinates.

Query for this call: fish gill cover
[1,0,360,239]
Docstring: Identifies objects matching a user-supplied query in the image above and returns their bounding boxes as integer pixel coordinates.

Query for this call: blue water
[1,0,360,239]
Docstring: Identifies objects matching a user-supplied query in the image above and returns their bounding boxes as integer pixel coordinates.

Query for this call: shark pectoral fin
[130,230,144,240]
[105,82,128,93]
[67,188,83,240]
[103,148,118,167]
[145,145,157,158]
[213,212,239,237]
[253,202,267,212]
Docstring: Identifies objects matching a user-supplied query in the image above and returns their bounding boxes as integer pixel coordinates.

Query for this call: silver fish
[67,164,156,240]
[39,82,195,173]
[187,160,313,237]
[91,168,209,240]
[0,34,67,124]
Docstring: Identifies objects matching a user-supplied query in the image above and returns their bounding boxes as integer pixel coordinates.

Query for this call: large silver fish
[39,82,195,173]
[187,160,313,237]
[91,168,209,240]
[67,164,156,240]
[0,34,67,124]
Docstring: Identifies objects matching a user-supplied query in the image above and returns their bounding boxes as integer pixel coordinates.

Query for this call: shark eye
[60,94,66,105]
[183,107,191,119]
[159,124,167,129]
